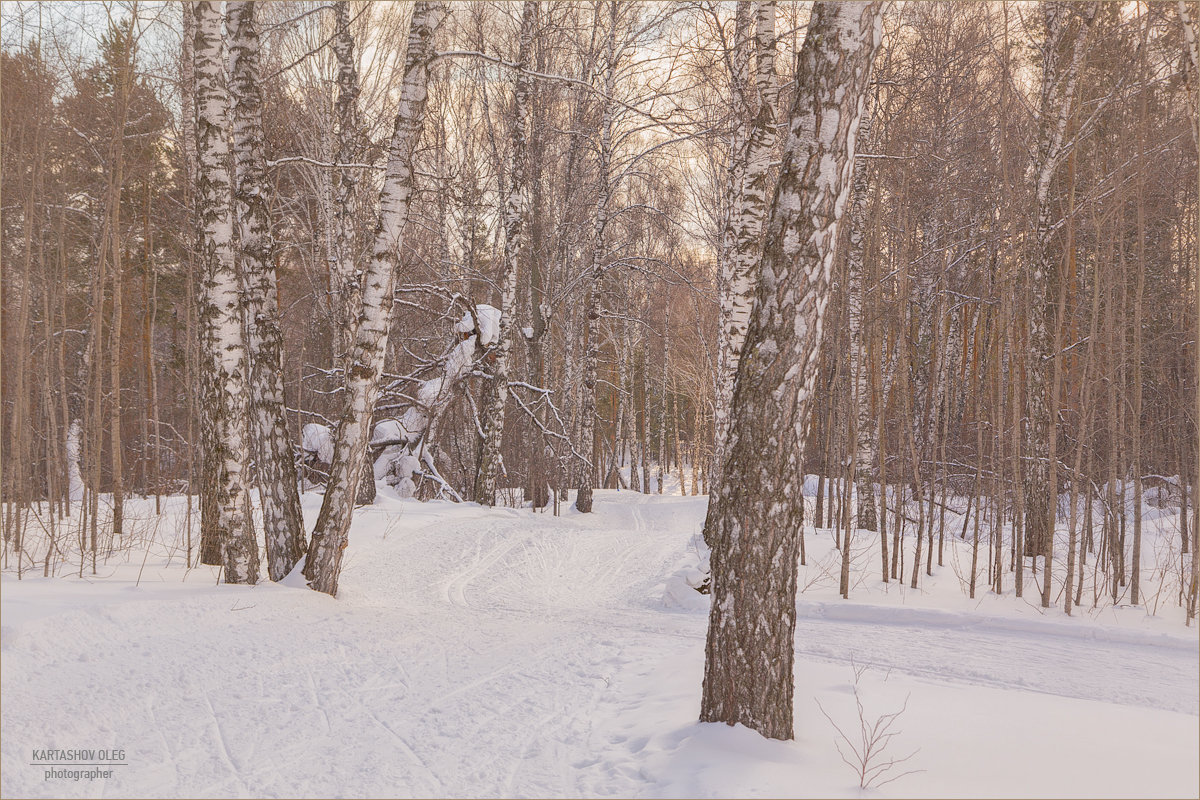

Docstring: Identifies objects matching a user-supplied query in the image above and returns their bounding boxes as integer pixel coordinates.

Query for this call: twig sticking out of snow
[815,662,923,791]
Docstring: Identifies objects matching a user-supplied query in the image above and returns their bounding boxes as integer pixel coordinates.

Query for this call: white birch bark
[182,3,222,567]
[576,3,619,515]
[476,1,538,506]
[546,52,595,497]
[1178,2,1200,147]
[330,0,377,507]
[332,1,363,345]
[713,1,778,490]
[714,1,753,456]
[640,309,652,494]
[847,100,878,531]
[700,1,886,741]
[305,2,444,596]
[194,0,259,585]
[228,0,307,582]
[66,419,84,502]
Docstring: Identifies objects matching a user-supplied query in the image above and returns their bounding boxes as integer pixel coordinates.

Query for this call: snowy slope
[1,490,1196,798]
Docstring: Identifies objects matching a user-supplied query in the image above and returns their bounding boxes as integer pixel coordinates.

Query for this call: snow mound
[661,574,710,612]
[445,336,477,380]
[399,406,429,442]
[658,536,710,612]
[301,422,334,464]
[412,335,478,415]
[371,418,423,490]
[387,453,422,498]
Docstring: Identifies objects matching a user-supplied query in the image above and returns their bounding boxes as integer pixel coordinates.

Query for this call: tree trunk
[108,41,133,543]
[179,2,216,568]
[194,0,259,585]
[1178,2,1200,148]
[713,1,754,481]
[710,3,777,489]
[477,1,537,506]
[1065,205,1103,615]
[228,0,307,581]
[330,1,376,508]
[700,1,885,742]
[305,2,443,596]
[1130,25,1150,605]
[847,99,878,532]
[576,4,619,515]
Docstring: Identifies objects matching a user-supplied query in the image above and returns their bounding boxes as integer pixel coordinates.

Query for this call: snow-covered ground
[2,484,1196,798]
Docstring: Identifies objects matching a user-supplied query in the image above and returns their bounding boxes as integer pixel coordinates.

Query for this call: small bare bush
[815,662,922,790]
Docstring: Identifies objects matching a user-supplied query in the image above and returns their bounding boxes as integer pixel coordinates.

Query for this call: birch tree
[1182,0,1200,622]
[846,100,878,532]
[194,0,258,585]
[330,0,377,507]
[305,1,444,596]
[713,0,778,489]
[700,0,886,741]
[181,0,222,568]
[228,0,306,581]
[574,1,680,512]
[711,1,752,472]
[475,1,537,506]
[574,3,618,515]
[105,16,134,545]
[1178,1,1199,147]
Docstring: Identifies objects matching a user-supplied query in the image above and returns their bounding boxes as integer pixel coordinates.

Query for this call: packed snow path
[2,491,1196,798]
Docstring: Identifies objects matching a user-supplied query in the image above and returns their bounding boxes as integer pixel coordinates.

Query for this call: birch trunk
[305,2,443,596]
[846,99,878,531]
[1195,161,1200,622]
[66,419,84,502]
[108,42,132,543]
[576,3,619,515]
[713,1,778,489]
[476,1,537,506]
[331,1,377,507]
[713,1,752,474]
[180,2,217,567]
[1178,2,1200,148]
[331,0,363,347]
[700,1,886,742]
[1065,234,1102,615]
[523,36,552,508]
[194,0,259,585]
[228,0,307,582]
[1130,29,1149,605]
[640,316,652,494]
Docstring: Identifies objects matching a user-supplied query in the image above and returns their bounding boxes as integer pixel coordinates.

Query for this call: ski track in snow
[1,490,1196,798]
